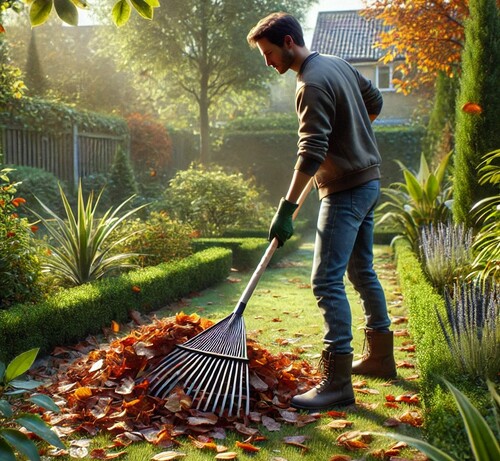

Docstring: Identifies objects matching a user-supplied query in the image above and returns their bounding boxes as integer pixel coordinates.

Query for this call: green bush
[3,164,66,218]
[107,145,139,208]
[0,168,43,308]
[116,211,194,267]
[0,96,128,136]
[0,247,232,362]
[214,122,424,203]
[193,234,302,270]
[165,163,272,237]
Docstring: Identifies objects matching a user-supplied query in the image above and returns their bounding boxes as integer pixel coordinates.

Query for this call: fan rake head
[145,312,250,417]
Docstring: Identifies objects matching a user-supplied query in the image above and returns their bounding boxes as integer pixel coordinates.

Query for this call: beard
[277,47,295,74]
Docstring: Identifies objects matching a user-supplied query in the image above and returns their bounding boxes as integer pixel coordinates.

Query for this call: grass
[47,233,425,460]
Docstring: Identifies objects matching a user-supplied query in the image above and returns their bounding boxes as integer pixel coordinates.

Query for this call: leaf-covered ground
[29,235,427,460]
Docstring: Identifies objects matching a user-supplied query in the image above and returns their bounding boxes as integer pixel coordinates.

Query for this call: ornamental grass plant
[31,182,147,287]
[419,222,473,292]
[437,281,499,380]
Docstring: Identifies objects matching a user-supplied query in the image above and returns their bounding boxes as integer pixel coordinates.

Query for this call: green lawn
[47,233,426,460]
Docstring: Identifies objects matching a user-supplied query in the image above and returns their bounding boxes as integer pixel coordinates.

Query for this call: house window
[376,64,396,91]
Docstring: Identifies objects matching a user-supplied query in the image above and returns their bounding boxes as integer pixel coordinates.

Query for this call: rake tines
[146,311,250,417]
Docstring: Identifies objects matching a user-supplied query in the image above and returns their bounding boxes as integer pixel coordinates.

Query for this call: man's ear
[284,34,293,47]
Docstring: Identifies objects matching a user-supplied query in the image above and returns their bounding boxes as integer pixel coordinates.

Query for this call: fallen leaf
[151,452,187,460]
[235,441,260,452]
[215,452,238,459]
[262,415,281,431]
[324,419,353,429]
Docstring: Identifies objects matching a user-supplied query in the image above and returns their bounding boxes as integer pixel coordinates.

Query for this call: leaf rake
[145,181,313,417]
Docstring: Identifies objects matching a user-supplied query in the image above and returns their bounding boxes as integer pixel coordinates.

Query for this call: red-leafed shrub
[126,113,173,176]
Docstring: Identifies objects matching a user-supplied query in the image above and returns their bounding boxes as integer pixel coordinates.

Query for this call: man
[247,12,396,411]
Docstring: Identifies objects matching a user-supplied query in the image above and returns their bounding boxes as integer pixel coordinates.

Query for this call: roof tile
[311,10,387,62]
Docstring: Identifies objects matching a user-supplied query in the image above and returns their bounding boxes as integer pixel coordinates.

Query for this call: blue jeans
[311,179,390,354]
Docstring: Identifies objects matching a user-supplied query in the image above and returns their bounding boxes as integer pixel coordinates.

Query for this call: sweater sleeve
[356,69,383,115]
[294,83,333,174]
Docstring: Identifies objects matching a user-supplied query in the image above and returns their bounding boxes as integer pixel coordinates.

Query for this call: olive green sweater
[294,52,383,198]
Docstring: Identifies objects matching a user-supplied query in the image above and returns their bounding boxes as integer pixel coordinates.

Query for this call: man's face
[256,37,294,74]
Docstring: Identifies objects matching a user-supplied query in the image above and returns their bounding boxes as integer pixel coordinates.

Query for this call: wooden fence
[0,125,128,188]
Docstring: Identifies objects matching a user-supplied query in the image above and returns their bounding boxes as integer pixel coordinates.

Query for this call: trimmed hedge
[0,247,232,363]
[394,238,494,459]
[193,235,302,271]
[213,124,424,203]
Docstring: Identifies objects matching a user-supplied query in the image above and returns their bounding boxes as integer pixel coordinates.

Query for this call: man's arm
[285,169,313,204]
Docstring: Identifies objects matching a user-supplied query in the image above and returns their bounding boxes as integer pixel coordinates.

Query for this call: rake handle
[233,178,313,315]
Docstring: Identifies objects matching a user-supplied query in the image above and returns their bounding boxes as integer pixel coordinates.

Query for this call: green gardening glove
[269,198,299,247]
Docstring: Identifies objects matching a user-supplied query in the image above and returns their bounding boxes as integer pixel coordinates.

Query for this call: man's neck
[291,46,313,73]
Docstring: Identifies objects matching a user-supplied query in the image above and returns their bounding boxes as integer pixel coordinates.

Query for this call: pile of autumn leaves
[41,312,322,453]
[36,312,423,459]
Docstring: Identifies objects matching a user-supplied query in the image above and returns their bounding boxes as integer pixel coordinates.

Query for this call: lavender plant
[436,281,499,379]
[420,222,474,292]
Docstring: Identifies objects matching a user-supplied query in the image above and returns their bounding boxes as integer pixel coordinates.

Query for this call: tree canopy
[97,0,315,162]
[363,0,469,93]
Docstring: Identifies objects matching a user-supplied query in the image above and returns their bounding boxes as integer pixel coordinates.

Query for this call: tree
[98,0,314,163]
[453,0,500,227]
[363,0,468,94]
[24,29,47,96]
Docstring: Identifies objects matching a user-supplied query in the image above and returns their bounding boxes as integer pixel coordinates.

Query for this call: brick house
[311,9,419,124]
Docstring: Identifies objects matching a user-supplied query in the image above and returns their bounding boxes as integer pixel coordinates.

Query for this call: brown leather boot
[291,351,355,411]
[352,329,397,379]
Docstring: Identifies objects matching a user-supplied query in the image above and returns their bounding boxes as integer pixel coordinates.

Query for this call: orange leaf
[11,197,26,207]
[131,285,141,293]
[462,102,482,114]
[235,441,260,452]
[0,24,5,33]
[74,386,93,400]
[111,321,120,333]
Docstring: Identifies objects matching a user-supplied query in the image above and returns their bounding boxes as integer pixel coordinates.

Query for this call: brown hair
[247,12,305,48]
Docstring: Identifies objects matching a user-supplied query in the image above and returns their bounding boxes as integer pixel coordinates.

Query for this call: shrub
[420,222,473,292]
[377,151,453,250]
[0,168,43,308]
[107,145,139,208]
[32,182,147,287]
[0,247,232,362]
[4,165,66,218]
[126,112,173,178]
[165,163,272,237]
[115,211,194,268]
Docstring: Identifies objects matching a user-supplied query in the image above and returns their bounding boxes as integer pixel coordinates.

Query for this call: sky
[304,0,365,46]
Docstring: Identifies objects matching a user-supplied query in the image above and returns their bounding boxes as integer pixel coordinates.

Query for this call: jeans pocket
[351,181,380,220]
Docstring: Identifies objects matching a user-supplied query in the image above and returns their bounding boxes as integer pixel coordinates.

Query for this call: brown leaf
[262,415,281,432]
[324,419,353,429]
[151,452,187,460]
[336,431,372,451]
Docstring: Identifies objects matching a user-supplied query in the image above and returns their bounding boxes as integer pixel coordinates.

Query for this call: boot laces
[316,354,334,390]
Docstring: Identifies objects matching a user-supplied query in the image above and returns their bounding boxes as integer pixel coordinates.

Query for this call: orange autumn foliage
[362,0,500,93]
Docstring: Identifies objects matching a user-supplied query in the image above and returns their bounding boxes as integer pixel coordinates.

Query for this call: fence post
[72,124,79,191]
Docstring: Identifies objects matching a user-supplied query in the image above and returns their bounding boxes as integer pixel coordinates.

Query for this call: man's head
[247,12,306,74]
[247,12,305,48]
